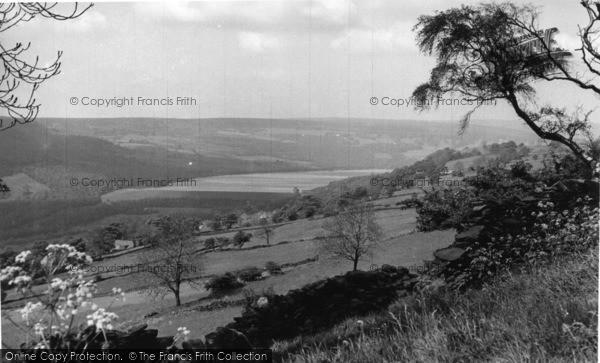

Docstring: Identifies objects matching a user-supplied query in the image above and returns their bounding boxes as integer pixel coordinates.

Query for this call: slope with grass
[274,247,598,362]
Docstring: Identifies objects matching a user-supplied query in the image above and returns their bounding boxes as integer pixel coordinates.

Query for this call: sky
[2,0,598,130]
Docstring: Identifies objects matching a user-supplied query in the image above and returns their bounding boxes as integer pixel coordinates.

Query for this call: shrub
[274,195,324,221]
[442,199,599,290]
[205,272,244,292]
[236,266,263,282]
[415,188,475,231]
[510,159,534,181]
[463,161,535,199]
[232,231,252,249]
[415,162,540,231]
[216,237,230,250]
[305,207,317,218]
[265,261,282,274]
[323,210,338,217]
[400,197,420,209]
[534,152,598,185]
[204,238,216,251]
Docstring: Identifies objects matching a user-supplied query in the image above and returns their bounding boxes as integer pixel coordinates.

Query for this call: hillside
[0,122,311,188]
[308,147,482,205]
[39,117,539,170]
[273,247,598,362]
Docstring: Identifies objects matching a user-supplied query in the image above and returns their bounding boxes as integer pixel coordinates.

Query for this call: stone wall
[50,323,176,350]
[204,265,418,349]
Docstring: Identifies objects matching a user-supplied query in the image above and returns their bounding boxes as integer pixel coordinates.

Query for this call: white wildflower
[10,274,32,286]
[50,278,69,290]
[87,309,118,331]
[0,266,22,282]
[19,302,43,322]
[257,296,269,308]
[15,250,32,264]
[33,323,47,336]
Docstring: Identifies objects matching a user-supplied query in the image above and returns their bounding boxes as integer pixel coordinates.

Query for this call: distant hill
[0,122,312,200]
[0,118,540,201]
[37,117,539,171]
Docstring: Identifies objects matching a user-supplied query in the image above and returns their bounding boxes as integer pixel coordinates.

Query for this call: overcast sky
[3,0,597,130]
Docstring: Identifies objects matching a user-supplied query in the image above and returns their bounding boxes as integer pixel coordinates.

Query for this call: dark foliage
[236,266,263,282]
[264,261,282,274]
[273,195,324,222]
[0,192,288,242]
[205,272,244,292]
[204,238,216,251]
[232,231,252,249]
[415,160,539,231]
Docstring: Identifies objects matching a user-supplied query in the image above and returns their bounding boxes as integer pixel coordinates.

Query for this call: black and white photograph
[0,0,599,361]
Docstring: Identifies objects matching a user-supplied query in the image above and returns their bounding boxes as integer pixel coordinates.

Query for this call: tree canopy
[413,1,599,174]
[1,3,92,130]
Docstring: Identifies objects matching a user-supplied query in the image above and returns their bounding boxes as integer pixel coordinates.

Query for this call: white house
[114,239,134,250]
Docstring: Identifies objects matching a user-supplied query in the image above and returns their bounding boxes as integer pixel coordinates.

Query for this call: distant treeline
[0,193,290,242]
[309,147,482,205]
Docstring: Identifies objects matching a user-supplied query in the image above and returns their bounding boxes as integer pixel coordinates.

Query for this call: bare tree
[256,218,275,246]
[412,1,599,175]
[319,201,383,271]
[0,3,92,131]
[137,215,203,306]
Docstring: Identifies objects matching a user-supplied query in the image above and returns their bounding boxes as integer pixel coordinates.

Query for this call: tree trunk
[353,258,358,271]
[505,93,595,173]
[175,290,181,306]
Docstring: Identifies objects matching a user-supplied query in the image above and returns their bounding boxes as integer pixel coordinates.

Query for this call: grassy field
[134,229,453,342]
[1,204,451,347]
[4,208,417,300]
[142,229,452,341]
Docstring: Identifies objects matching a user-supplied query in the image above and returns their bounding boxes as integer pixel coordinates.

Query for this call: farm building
[114,239,134,250]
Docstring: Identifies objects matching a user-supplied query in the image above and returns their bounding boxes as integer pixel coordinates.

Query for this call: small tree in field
[256,218,275,246]
[319,201,383,271]
[204,237,216,251]
[232,231,252,249]
[216,237,230,250]
[138,215,203,306]
[223,213,238,229]
[452,161,465,177]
